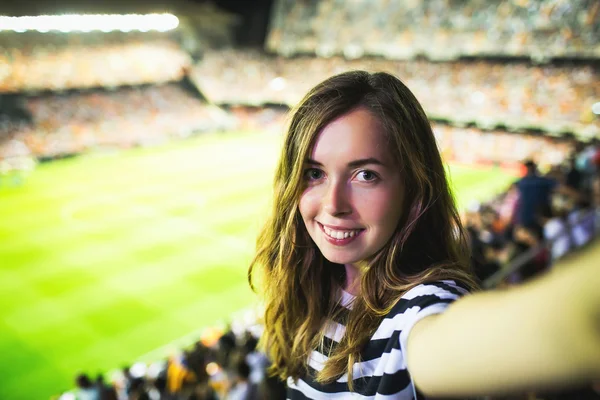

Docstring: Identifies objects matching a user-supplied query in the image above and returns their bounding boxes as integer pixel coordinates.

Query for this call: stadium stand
[192,50,600,139]
[0,83,233,160]
[0,31,191,93]
[0,7,237,165]
[267,0,600,61]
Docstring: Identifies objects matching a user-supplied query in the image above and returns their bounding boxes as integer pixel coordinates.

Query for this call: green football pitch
[0,131,516,399]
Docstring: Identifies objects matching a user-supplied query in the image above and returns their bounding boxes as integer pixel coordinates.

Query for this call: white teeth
[322,226,360,240]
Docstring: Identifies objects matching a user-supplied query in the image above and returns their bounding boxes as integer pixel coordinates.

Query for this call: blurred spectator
[216,329,237,370]
[167,355,196,395]
[240,333,269,386]
[148,374,168,400]
[116,366,133,400]
[498,183,520,230]
[186,383,218,400]
[512,224,550,282]
[576,139,600,194]
[466,208,501,283]
[224,355,256,400]
[256,374,287,400]
[184,342,211,385]
[568,199,596,247]
[95,375,118,400]
[75,373,100,400]
[514,160,584,230]
[565,156,584,191]
[515,160,560,229]
[128,378,150,400]
[540,204,572,262]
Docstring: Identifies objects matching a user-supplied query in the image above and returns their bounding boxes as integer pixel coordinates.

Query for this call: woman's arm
[406,258,600,397]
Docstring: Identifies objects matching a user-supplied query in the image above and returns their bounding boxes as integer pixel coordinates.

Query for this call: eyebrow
[305,157,387,168]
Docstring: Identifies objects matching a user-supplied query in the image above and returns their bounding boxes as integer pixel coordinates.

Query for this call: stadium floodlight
[592,102,600,115]
[34,16,53,32]
[0,13,179,33]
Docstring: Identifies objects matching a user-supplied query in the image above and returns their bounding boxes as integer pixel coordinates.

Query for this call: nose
[323,178,352,216]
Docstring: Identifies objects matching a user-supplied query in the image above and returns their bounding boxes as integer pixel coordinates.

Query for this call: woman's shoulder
[402,280,470,298]
[387,280,469,318]
[366,280,470,368]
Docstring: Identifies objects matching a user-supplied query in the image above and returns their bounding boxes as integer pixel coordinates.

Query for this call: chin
[320,250,362,265]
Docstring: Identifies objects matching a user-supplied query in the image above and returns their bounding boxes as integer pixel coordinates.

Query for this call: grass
[0,131,516,399]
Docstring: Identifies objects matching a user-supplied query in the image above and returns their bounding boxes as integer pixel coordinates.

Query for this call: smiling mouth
[318,222,364,244]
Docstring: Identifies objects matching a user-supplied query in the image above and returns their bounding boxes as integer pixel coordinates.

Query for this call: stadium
[0,0,599,399]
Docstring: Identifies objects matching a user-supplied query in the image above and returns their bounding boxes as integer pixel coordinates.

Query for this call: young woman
[249,71,600,399]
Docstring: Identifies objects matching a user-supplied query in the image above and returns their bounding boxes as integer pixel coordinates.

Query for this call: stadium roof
[0,0,239,46]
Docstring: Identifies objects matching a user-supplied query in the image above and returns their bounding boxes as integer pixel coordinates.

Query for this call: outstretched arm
[406,258,600,397]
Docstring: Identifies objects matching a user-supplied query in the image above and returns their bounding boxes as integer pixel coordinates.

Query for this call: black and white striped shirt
[287,280,468,399]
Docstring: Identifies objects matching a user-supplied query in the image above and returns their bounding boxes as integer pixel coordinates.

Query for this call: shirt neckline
[340,289,356,309]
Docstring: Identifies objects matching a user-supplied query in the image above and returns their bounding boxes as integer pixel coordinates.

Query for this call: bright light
[470,91,486,104]
[0,13,179,33]
[592,102,600,115]
[269,77,287,91]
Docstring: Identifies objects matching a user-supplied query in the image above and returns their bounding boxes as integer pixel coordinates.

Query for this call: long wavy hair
[249,70,479,388]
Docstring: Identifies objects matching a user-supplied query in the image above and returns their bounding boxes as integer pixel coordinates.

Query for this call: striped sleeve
[397,280,468,398]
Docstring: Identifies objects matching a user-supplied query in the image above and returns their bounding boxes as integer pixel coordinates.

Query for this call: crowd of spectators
[193,50,600,139]
[58,312,286,400]
[465,143,600,286]
[0,82,234,160]
[267,0,600,60]
[0,32,191,93]
[433,124,573,169]
[226,106,289,134]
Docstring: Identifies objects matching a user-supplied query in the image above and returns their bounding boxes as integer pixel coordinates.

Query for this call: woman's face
[298,107,404,267]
